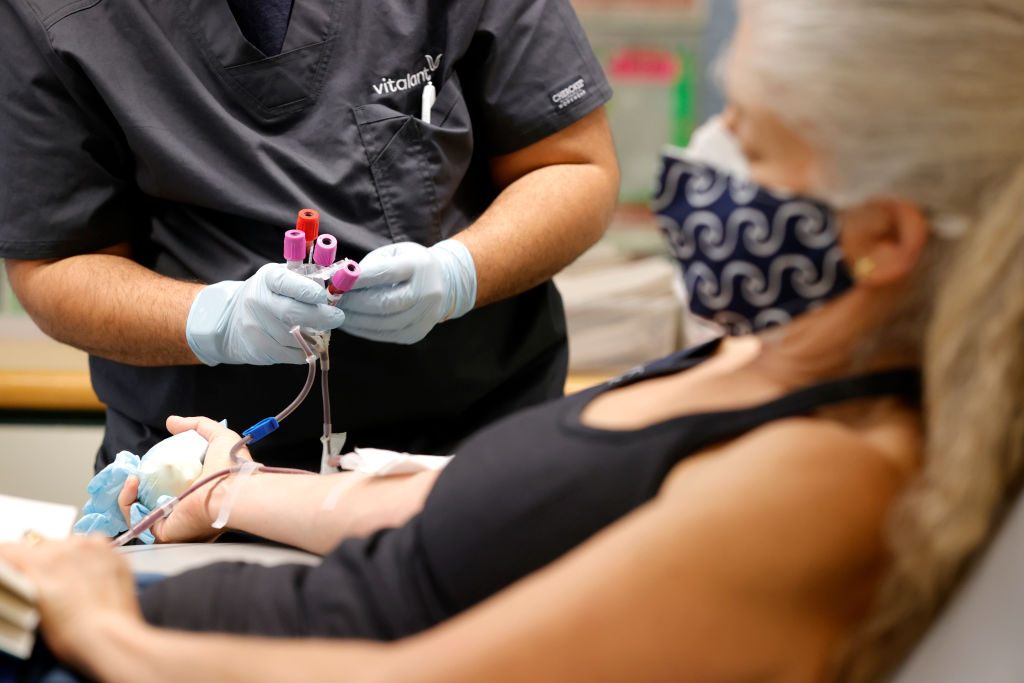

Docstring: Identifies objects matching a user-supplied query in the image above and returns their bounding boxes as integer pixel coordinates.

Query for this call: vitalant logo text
[372,54,443,95]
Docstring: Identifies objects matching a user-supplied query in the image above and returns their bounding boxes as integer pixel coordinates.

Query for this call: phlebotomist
[0,0,619,471]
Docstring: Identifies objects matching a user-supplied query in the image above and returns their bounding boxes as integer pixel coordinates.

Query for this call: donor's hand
[119,416,255,544]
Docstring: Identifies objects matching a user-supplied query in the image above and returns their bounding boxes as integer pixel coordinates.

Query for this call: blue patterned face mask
[651,118,854,335]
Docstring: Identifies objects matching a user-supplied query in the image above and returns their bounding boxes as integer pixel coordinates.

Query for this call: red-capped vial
[296,209,320,254]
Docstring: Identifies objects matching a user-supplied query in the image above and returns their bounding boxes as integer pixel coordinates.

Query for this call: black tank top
[140,340,919,640]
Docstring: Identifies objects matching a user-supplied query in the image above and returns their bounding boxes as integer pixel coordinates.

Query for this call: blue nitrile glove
[339,240,476,344]
[186,263,347,365]
[74,450,139,539]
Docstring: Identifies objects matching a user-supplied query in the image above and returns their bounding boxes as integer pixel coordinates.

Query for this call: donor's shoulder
[733,412,920,490]
[659,414,920,563]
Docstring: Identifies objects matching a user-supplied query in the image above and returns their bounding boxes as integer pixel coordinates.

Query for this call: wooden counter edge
[0,369,609,413]
[565,374,614,395]
[0,370,104,412]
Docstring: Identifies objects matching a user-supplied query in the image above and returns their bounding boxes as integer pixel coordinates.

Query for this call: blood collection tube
[313,234,338,268]
[283,230,306,272]
[327,259,361,304]
[296,209,320,260]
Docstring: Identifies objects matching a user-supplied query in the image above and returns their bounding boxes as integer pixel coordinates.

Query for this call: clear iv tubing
[111,328,324,547]
[320,346,332,455]
[227,329,319,465]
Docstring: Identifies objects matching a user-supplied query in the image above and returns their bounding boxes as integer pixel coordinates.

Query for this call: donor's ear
[841,199,929,285]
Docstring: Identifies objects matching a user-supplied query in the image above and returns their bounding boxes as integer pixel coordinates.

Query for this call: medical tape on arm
[212,461,260,529]
[322,448,454,510]
[323,474,354,512]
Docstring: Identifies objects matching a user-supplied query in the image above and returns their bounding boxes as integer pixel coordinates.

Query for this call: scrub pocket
[353,78,471,245]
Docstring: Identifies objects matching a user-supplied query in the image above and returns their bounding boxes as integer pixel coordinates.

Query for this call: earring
[853,256,877,279]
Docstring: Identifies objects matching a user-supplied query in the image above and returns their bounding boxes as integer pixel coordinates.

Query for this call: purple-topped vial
[329,259,361,295]
[314,234,338,267]
[284,230,307,270]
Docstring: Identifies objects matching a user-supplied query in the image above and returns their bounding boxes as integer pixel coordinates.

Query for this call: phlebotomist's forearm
[455,108,619,308]
[5,243,204,366]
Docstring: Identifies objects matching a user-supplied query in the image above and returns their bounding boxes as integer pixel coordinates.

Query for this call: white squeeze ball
[137,430,209,509]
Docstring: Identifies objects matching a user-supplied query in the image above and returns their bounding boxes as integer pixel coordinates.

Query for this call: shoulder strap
[675,368,920,455]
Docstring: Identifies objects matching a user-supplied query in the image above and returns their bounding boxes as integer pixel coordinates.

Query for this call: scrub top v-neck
[184,0,339,114]
[0,0,614,470]
[226,0,295,57]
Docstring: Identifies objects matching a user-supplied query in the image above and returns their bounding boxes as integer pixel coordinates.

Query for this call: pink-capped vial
[284,230,307,271]
[328,259,361,299]
[313,234,338,267]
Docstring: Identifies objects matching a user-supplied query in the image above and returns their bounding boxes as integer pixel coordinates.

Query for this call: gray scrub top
[0,0,613,470]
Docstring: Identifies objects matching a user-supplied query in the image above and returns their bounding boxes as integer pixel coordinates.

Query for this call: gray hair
[733,1,1024,680]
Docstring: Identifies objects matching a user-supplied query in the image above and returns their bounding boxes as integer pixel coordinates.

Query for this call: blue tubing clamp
[242,417,280,443]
